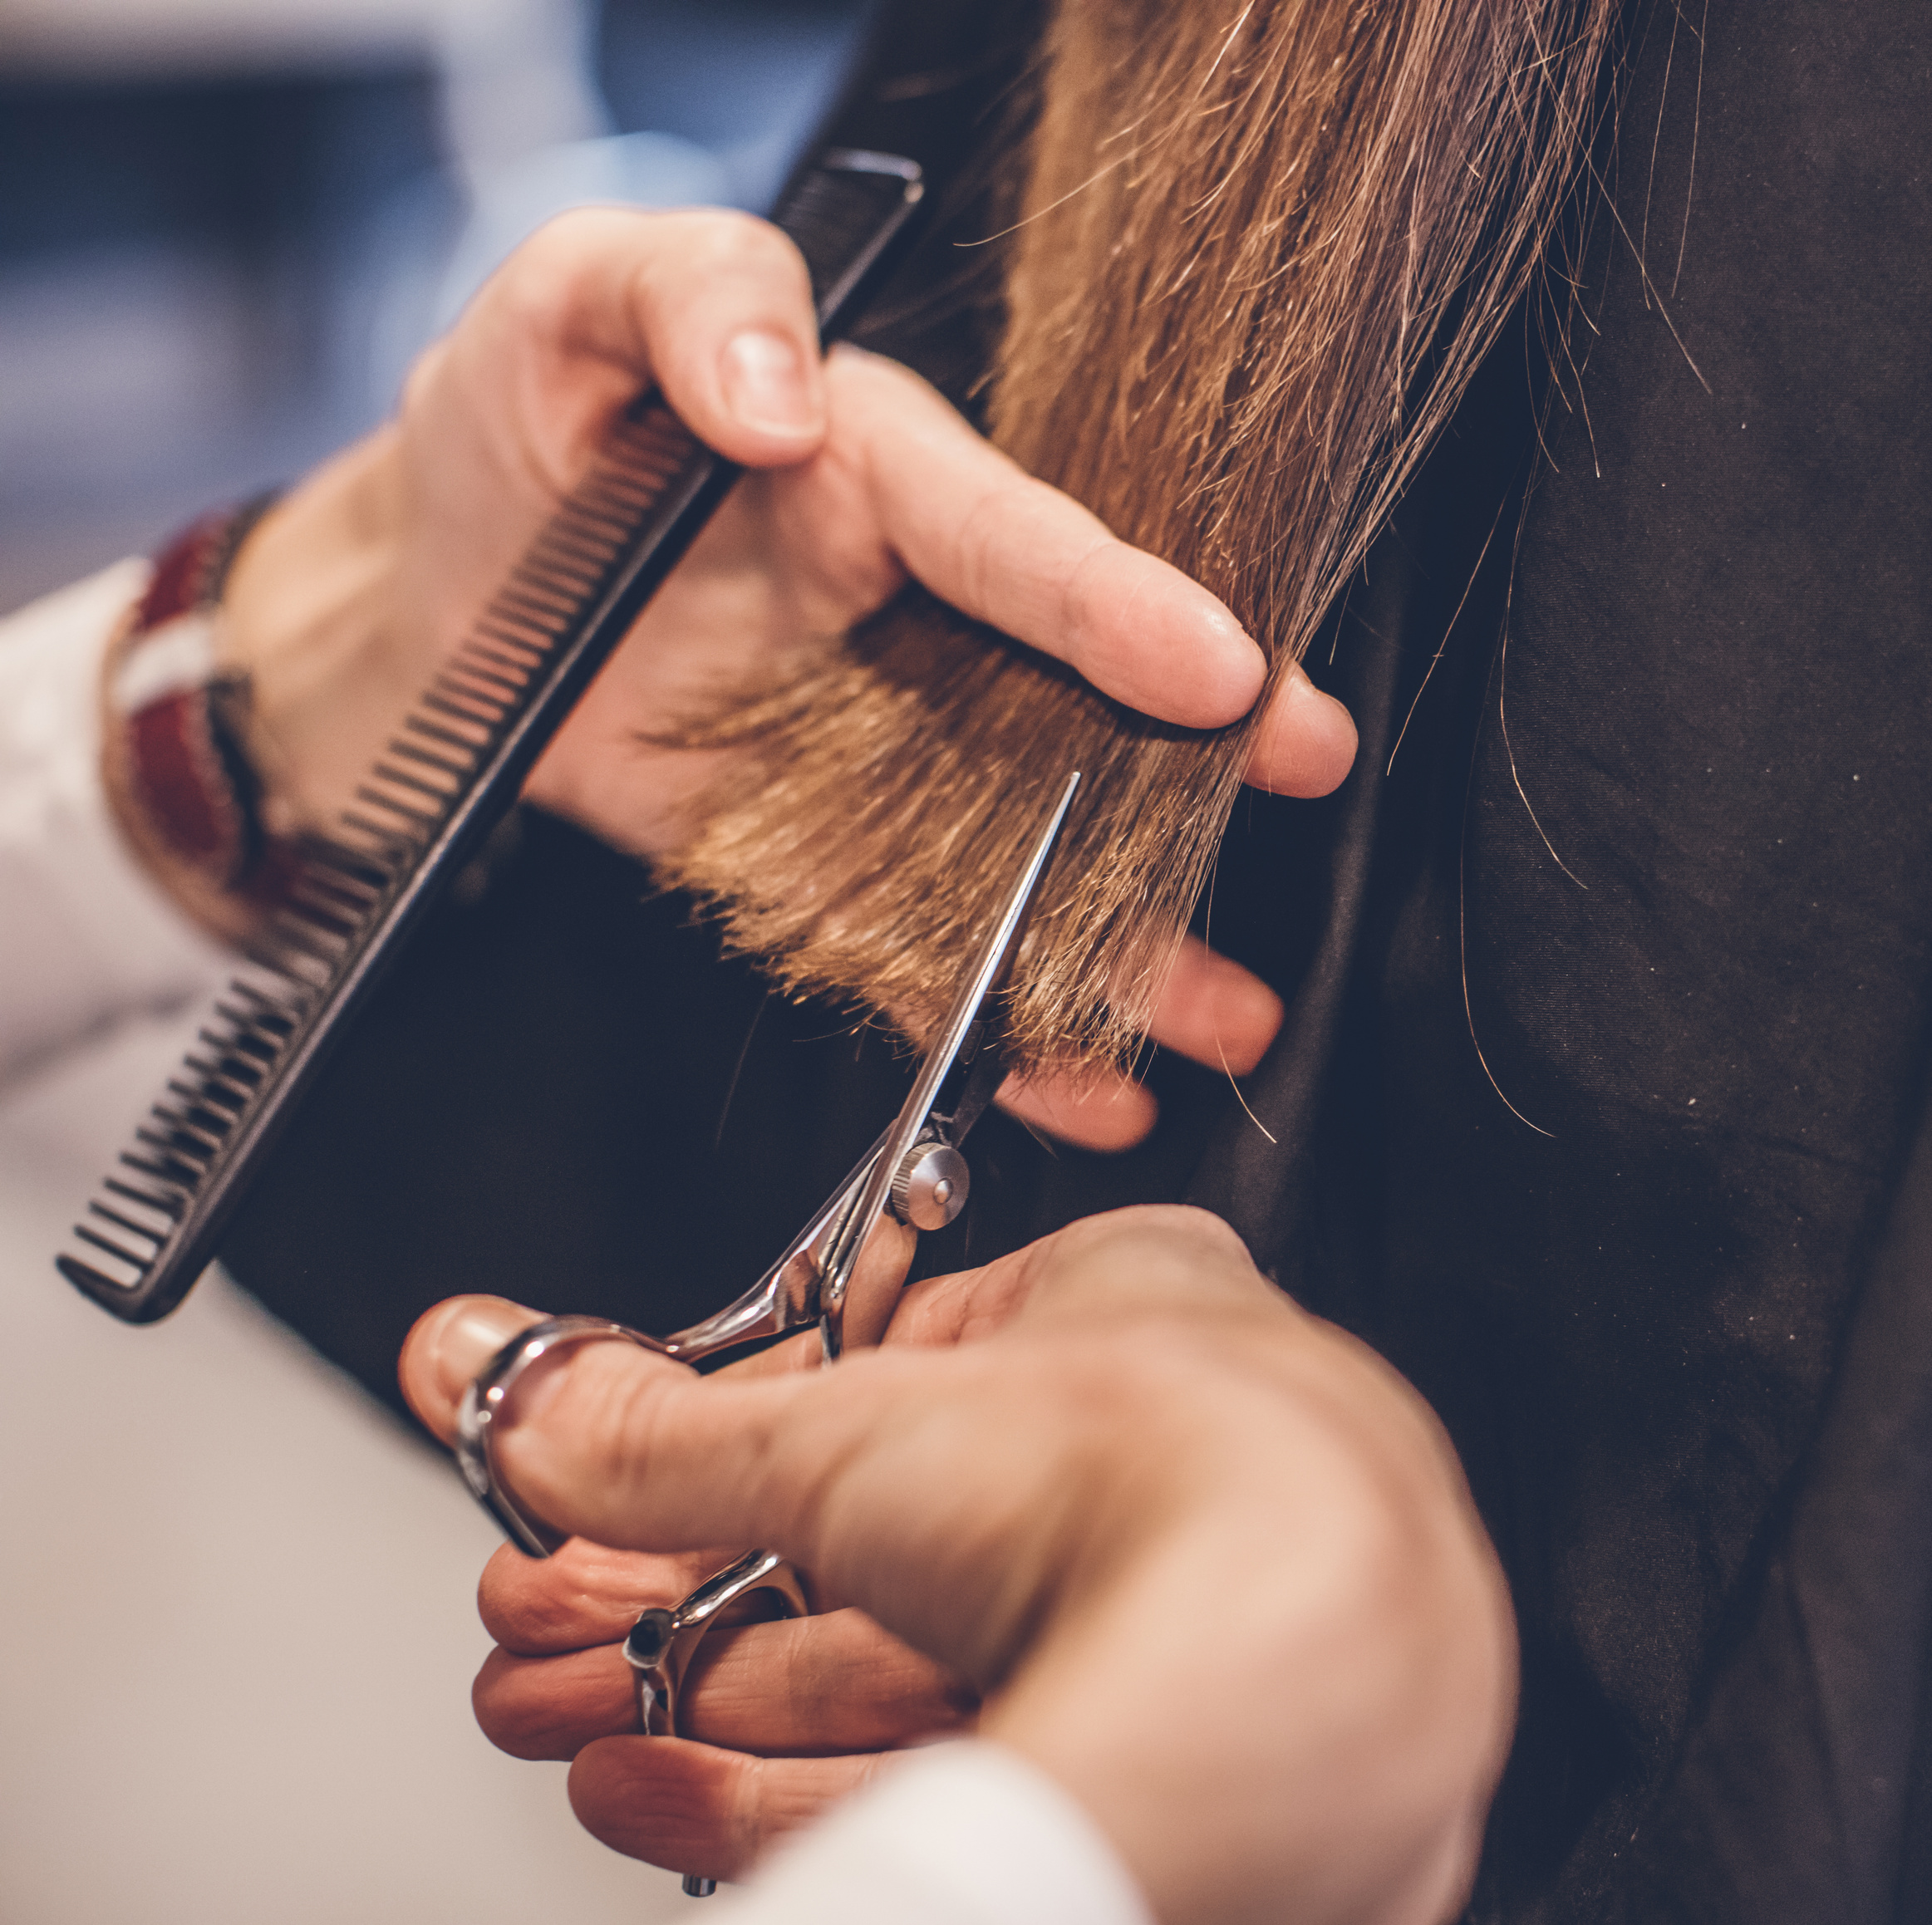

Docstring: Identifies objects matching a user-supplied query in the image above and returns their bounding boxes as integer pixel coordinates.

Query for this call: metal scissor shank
[456,771,1080,1557]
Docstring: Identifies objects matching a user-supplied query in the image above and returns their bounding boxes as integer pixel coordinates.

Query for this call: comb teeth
[57,956,312,1299]
[58,151,924,1323]
[56,401,743,1316]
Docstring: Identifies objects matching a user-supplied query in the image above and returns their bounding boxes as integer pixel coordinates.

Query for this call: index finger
[826,348,1266,729]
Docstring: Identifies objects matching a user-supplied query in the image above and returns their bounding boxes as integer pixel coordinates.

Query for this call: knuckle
[490,208,627,324]
[473,1646,622,1762]
[832,345,980,464]
[1058,529,1131,645]
[484,206,811,351]
[475,1544,543,1644]
[560,1336,664,1459]
[524,204,631,258]
[524,1341,680,1500]
[652,208,812,301]
[775,1614,853,1736]
[476,262,573,359]
[827,341,928,403]
[1154,1201,1255,1260]
[470,1649,548,1758]
[730,1753,773,1867]
[951,477,1027,613]
[584,1349,676,1485]
[1059,1201,1253,1269]
[396,336,448,414]
[476,1546,576,1649]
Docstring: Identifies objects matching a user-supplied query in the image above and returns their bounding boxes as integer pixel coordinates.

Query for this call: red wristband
[110,498,298,907]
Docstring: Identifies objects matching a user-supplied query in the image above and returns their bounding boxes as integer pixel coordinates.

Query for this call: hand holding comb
[59,150,924,1324]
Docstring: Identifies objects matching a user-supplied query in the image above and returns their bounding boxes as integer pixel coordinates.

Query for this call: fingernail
[1287,664,1353,723]
[719,328,819,437]
[428,1297,542,1406]
[1302,677,1359,758]
[1256,668,1358,796]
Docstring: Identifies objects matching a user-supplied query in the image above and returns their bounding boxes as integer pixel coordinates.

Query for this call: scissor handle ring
[634,1544,807,1903]
[455,1315,666,1557]
[623,1547,807,1740]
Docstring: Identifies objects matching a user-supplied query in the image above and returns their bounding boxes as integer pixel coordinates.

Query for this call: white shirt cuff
[717,1741,1153,1925]
[0,562,232,1087]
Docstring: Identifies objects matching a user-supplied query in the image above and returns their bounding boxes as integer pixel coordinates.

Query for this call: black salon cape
[223,2,1932,1918]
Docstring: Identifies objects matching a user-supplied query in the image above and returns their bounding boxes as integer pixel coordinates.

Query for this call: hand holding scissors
[446,772,1081,1887]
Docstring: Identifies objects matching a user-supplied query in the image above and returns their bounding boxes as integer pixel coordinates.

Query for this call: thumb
[452,205,828,476]
[397,1206,1271,1571]
[398,1293,867,1562]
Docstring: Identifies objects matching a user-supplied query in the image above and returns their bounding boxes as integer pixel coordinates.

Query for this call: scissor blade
[876,769,1079,1176]
[655,1122,893,1362]
[660,769,1081,1369]
[937,1023,1013,1151]
[814,771,1081,1336]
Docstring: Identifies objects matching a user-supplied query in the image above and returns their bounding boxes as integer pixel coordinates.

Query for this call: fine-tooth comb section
[58,150,922,1323]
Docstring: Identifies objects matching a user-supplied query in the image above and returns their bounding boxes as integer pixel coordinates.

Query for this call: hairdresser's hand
[401,1209,1516,1925]
[218,207,1347,1143]
[221,206,1350,847]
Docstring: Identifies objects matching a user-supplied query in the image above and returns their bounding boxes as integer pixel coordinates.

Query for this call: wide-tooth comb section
[57,962,305,1300]
[58,150,922,1323]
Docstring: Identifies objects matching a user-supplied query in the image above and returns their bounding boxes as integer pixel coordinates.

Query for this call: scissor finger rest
[627,1547,808,1898]
[624,1545,808,1738]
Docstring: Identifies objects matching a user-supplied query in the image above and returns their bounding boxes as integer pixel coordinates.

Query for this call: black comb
[58,149,923,1323]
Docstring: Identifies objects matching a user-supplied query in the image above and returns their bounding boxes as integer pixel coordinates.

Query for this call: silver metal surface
[890,1140,970,1230]
[455,773,1081,1552]
[640,1123,896,1365]
[814,770,1081,1358]
[455,1315,669,1557]
[623,1546,807,1738]
[628,1545,808,1893]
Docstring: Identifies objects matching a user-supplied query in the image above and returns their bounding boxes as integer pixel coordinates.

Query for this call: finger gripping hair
[658,0,1616,1073]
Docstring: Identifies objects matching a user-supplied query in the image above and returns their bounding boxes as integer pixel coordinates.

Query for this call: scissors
[453,771,1079,1888]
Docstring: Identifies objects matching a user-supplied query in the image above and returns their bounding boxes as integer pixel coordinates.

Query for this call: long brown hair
[661,0,1618,1071]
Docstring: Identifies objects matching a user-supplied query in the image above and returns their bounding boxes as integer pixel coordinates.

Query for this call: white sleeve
[715,1741,1154,1925]
[0,562,232,1088]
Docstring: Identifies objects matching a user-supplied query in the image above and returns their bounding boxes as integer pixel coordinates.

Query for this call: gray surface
[0,1007,685,1923]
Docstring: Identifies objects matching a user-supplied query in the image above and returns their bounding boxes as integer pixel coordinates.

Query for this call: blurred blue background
[0,0,878,613]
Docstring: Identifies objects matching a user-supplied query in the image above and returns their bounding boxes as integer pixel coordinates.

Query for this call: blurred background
[0,0,878,613]
[0,4,877,1919]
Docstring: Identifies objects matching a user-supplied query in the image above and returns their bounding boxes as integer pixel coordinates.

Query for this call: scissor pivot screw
[890,1142,970,1230]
